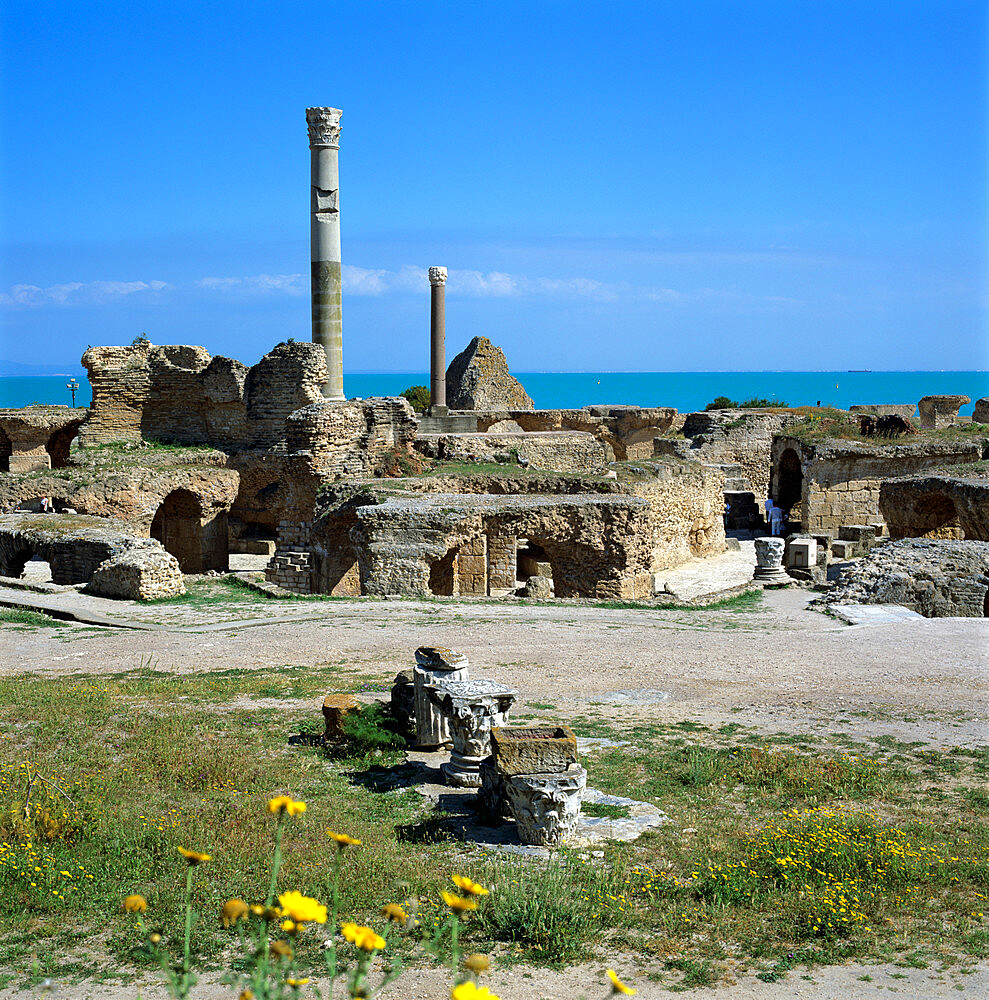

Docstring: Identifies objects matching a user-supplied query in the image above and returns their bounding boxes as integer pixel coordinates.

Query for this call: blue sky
[1,0,986,373]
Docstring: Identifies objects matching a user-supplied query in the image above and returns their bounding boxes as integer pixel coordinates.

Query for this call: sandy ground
[1,584,987,997]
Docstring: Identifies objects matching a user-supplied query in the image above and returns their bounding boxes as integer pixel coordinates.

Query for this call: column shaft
[307,107,345,401]
[430,282,446,408]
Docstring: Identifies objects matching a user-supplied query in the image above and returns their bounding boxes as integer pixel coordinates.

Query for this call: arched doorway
[776,449,803,516]
[0,429,11,473]
[151,490,204,573]
[915,493,963,540]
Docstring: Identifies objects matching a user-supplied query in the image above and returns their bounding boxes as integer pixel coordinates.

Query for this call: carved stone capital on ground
[427,679,517,787]
[306,107,343,148]
[428,266,448,286]
[754,536,790,585]
[505,764,587,847]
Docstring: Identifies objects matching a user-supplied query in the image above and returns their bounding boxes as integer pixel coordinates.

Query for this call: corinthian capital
[306,107,343,148]
[428,266,448,286]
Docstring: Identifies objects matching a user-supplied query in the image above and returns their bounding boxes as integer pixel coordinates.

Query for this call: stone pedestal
[307,107,345,401]
[504,764,587,847]
[412,646,469,747]
[427,679,517,787]
[754,537,789,586]
[322,693,360,739]
[490,725,578,774]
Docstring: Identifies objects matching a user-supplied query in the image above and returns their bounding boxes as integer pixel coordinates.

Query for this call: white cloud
[0,279,169,307]
[1,267,803,311]
[195,273,306,295]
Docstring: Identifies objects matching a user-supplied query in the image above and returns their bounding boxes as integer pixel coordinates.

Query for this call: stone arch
[0,537,35,579]
[775,448,803,515]
[515,539,554,594]
[45,425,81,469]
[984,587,989,618]
[915,493,964,540]
[428,547,457,596]
[151,489,205,573]
[0,428,10,473]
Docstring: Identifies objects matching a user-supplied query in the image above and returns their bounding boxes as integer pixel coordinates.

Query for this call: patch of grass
[0,607,69,628]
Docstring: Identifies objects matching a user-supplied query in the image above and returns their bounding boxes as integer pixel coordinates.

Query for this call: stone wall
[474,407,679,461]
[771,436,986,534]
[80,341,327,450]
[277,490,655,600]
[626,462,727,572]
[0,407,88,472]
[672,411,803,499]
[285,397,419,477]
[416,431,606,473]
[880,472,989,541]
[0,512,184,599]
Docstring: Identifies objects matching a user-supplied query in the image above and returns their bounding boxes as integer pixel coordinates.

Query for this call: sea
[1,371,986,414]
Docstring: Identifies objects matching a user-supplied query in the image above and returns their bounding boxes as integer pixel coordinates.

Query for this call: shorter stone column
[429,267,448,413]
[427,679,517,787]
[412,646,469,747]
[504,765,587,847]
[754,537,789,586]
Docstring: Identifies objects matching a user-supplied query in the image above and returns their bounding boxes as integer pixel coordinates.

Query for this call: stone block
[839,524,878,548]
[831,539,860,560]
[974,397,989,424]
[322,693,361,738]
[490,725,578,775]
[787,537,817,569]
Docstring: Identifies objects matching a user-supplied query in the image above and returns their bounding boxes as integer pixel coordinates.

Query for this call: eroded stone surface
[504,764,587,847]
[413,650,469,748]
[427,678,517,787]
[491,725,578,775]
[446,337,534,411]
[918,395,971,430]
[816,538,989,618]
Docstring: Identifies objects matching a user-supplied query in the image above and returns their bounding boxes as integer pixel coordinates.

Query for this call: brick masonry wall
[630,463,727,572]
[80,342,326,451]
[772,436,985,534]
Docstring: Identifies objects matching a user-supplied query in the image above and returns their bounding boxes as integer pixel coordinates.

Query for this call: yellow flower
[281,919,301,935]
[177,846,211,866]
[607,969,636,995]
[442,890,478,913]
[269,939,293,960]
[268,795,307,817]
[452,874,489,896]
[239,992,254,1000]
[464,953,491,974]
[341,921,387,951]
[381,902,409,924]
[278,891,328,925]
[221,898,249,928]
[149,932,162,945]
[123,894,147,913]
[451,983,499,1000]
[327,829,361,847]
[286,978,309,987]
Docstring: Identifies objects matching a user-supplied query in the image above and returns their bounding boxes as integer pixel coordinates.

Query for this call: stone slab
[830,604,925,626]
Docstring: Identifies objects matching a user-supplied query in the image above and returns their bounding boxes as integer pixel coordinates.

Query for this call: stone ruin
[0,406,88,473]
[0,513,184,600]
[323,645,668,852]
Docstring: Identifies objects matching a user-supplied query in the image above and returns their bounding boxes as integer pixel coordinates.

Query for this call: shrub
[400,385,431,413]
[705,396,738,410]
[740,397,788,408]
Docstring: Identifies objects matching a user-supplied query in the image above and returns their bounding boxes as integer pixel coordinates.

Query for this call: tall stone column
[429,266,447,412]
[307,107,345,401]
